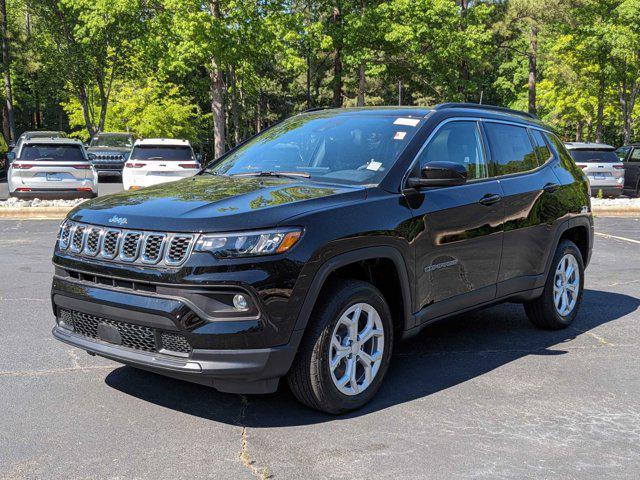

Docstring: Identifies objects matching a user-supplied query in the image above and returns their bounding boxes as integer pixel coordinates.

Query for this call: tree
[0,0,15,141]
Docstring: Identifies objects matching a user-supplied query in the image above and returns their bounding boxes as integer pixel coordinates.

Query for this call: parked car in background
[86,132,134,177]
[4,130,68,175]
[122,138,200,190]
[564,142,624,197]
[7,138,97,198]
[615,144,640,197]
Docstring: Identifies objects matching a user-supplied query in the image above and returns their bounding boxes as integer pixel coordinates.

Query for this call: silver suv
[564,142,624,197]
[7,138,98,199]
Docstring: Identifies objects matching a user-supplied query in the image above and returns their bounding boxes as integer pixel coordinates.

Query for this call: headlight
[194,228,303,258]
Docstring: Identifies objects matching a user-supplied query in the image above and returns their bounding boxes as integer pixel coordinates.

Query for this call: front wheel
[287,279,393,414]
[524,240,584,330]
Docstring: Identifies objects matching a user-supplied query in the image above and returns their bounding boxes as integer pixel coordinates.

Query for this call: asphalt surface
[1,217,639,479]
[0,177,124,199]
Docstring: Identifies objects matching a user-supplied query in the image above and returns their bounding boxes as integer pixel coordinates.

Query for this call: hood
[69,175,365,232]
[87,146,132,155]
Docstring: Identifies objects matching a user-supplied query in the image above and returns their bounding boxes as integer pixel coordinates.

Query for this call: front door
[623,147,640,193]
[408,120,504,323]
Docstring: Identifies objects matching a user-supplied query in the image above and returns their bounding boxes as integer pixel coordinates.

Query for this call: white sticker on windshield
[366,161,383,171]
[394,117,420,127]
[394,131,407,140]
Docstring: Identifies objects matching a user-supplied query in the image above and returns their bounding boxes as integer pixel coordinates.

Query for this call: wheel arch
[292,246,413,336]
[542,216,593,282]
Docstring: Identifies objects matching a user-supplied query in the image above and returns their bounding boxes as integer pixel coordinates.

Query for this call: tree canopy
[1,0,639,156]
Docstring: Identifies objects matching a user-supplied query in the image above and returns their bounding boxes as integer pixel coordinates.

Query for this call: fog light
[233,294,249,311]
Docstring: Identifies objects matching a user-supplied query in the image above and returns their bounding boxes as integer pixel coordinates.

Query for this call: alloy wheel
[328,302,385,396]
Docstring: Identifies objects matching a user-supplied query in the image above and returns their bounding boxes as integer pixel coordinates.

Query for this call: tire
[524,240,584,330]
[287,279,394,414]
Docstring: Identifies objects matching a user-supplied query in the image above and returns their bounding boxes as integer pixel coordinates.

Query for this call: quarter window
[530,129,552,164]
[415,121,488,179]
[484,123,539,175]
[631,148,640,161]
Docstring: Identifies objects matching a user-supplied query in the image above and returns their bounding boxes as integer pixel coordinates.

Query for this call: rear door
[621,147,640,193]
[482,121,562,296]
[409,120,504,321]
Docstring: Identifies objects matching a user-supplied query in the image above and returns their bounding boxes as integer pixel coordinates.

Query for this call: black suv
[51,104,593,413]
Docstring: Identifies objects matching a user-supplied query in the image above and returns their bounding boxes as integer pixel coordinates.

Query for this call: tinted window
[19,144,85,161]
[130,146,193,161]
[616,147,631,161]
[415,121,488,179]
[90,134,134,148]
[530,129,552,163]
[484,123,538,175]
[209,114,423,185]
[630,148,640,161]
[568,150,618,163]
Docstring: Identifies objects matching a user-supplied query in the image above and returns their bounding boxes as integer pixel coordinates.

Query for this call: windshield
[19,144,85,161]
[207,113,424,185]
[90,134,133,148]
[568,150,618,163]
[130,145,193,161]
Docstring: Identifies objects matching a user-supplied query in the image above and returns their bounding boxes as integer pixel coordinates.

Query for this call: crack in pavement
[237,395,272,480]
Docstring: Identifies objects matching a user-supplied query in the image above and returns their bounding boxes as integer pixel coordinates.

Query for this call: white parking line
[595,232,640,244]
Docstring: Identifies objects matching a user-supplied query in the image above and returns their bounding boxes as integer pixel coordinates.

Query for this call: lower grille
[58,308,192,355]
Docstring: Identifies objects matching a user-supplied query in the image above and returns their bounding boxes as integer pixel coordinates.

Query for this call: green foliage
[2,0,640,149]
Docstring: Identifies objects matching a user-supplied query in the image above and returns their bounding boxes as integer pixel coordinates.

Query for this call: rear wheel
[287,279,393,414]
[525,240,584,330]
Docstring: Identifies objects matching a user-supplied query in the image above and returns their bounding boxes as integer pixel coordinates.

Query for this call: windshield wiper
[230,171,311,179]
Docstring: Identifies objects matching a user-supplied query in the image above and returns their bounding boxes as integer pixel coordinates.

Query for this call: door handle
[543,182,559,193]
[478,193,502,206]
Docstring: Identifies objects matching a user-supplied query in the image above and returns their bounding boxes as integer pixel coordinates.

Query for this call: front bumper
[53,325,299,393]
[51,273,301,393]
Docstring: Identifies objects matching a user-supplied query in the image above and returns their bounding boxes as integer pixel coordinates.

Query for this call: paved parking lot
[1,217,639,479]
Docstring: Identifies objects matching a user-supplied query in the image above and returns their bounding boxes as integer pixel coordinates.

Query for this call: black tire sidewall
[312,281,394,413]
[543,241,585,327]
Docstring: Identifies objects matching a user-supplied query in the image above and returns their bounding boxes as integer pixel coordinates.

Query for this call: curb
[0,207,73,220]
[0,205,639,220]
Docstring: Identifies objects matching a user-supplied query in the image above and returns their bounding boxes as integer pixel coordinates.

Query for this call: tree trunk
[209,1,225,158]
[306,49,312,109]
[575,121,583,142]
[528,25,538,115]
[0,0,15,142]
[356,63,366,107]
[331,6,343,108]
[78,86,96,138]
[596,73,605,143]
[256,91,262,133]
[230,66,240,145]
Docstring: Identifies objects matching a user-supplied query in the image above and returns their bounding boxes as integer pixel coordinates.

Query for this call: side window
[530,129,552,164]
[616,147,631,161]
[484,123,539,175]
[630,148,640,161]
[415,121,488,180]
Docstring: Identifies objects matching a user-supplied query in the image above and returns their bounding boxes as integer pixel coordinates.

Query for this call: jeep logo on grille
[108,215,128,226]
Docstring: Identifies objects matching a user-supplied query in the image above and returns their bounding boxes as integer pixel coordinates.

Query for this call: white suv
[122,138,200,191]
[7,138,98,198]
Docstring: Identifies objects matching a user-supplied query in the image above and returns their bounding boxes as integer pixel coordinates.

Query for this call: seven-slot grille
[59,308,192,355]
[58,221,194,266]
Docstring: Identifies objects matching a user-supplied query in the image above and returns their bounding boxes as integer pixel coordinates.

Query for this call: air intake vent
[70,225,86,253]
[57,222,196,267]
[166,235,193,265]
[120,232,142,261]
[101,230,120,258]
[84,228,102,256]
[59,222,73,249]
[141,234,166,264]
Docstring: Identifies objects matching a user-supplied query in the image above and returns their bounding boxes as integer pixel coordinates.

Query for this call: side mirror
[87,153,96,161]
[407,161,467,188]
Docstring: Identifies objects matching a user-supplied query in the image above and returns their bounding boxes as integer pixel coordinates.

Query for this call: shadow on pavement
[105,289,639,426]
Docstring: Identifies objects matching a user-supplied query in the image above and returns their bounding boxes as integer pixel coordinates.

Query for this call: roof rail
[299,106,331,114]
[434,102,538,120]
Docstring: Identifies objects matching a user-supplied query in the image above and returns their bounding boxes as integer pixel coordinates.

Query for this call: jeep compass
[51,104,593,413]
